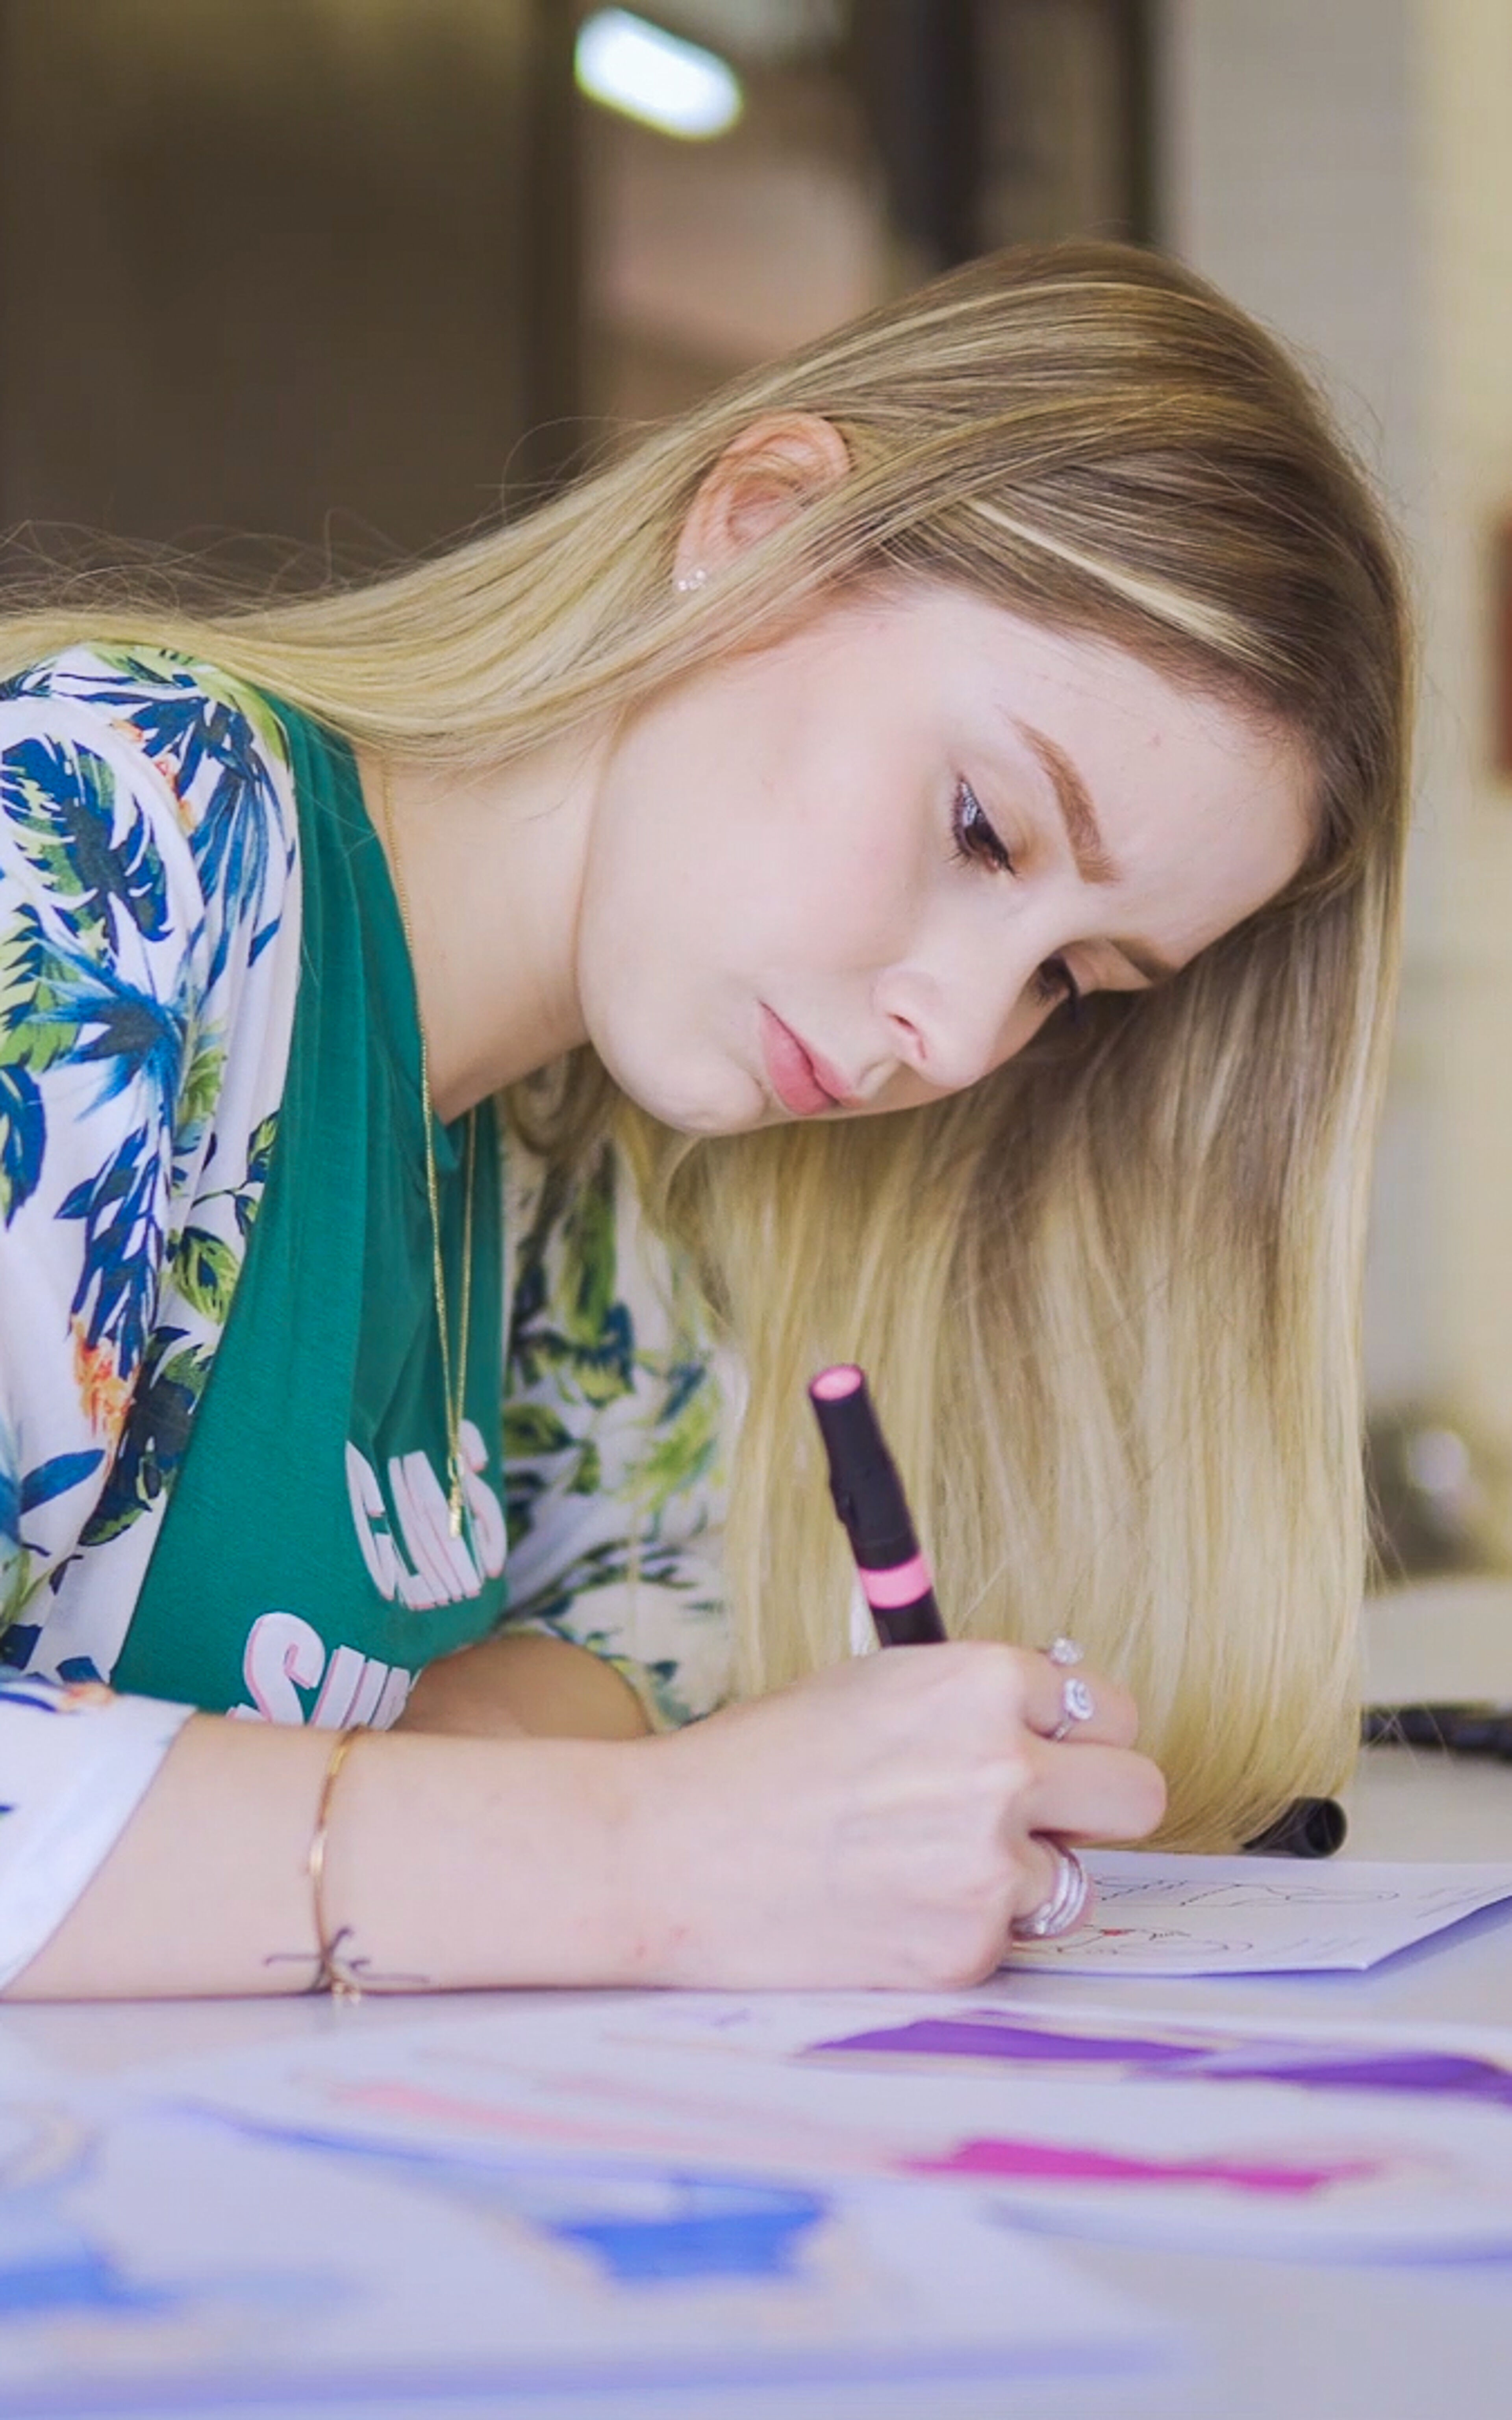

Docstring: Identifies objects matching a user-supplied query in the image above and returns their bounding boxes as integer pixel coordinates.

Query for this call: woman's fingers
[1021,1739,1168,1843]
[1014,1647,1140,1750]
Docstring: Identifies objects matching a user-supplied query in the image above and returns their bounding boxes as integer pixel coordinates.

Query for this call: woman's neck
[354,727,604,1122]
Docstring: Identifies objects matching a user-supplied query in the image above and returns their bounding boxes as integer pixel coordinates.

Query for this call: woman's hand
[617,1642,1164,1991]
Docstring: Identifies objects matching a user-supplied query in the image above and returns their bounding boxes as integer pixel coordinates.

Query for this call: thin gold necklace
[377,760,477,1540]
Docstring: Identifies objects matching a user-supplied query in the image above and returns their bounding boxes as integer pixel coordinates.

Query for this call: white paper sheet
[0,2060,1169,2413]
[151,1987,1512,2267]
[1007,1854,1512,1975]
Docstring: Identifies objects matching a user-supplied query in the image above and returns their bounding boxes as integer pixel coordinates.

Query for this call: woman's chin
[613,1062,774,1138]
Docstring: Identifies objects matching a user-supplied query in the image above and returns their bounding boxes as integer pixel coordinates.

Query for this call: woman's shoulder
[0,640,299,945]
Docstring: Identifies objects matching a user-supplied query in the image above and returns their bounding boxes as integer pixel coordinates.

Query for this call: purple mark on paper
[808,2018,1512,2111]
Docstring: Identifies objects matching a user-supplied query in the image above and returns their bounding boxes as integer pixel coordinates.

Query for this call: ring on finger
[1047,1673,1096,1742]
[1042,1635,1084,1668]
[1010,1840,1093,1941]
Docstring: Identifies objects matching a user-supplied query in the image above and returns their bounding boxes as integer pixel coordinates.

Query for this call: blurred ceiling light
[575,9,744,141]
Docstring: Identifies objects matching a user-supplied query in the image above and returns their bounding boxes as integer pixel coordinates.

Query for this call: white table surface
[7,1739,1512,2420]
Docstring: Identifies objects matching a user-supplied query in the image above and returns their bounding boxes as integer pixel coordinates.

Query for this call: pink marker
[808,1365,947,1647]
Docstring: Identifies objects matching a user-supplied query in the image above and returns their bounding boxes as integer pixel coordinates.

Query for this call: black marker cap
[1243,1796,1348,1859]
[808,1365,917,1567]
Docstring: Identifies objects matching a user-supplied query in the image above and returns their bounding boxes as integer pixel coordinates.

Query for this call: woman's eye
[950,779,1014,873]
[950,781,1084,1021]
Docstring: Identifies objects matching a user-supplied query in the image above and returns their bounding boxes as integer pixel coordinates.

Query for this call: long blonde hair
[1,243,1410,1846]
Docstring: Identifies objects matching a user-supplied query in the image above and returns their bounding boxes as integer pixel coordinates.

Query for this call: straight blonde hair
[0,243,1410,1847]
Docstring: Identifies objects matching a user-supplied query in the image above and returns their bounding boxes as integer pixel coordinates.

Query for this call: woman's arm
[10,1641,1166,2001]
[9,1710,642,1999]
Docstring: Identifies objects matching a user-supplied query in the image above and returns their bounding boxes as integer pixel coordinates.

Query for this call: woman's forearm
[397,1629,650,1741]
[8,1712,643,2000]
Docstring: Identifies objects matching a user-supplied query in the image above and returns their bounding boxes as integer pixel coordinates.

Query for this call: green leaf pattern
[501,1137,732,1730]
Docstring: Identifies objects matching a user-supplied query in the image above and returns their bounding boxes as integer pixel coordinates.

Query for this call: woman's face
[574,585,1314,1134]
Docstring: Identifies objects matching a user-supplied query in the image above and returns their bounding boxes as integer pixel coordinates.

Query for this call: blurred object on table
[1362,1702,1512,1759]
[1366,1405,1512,1586]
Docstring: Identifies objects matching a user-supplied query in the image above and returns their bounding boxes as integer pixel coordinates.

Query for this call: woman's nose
[871,958,1025,1095]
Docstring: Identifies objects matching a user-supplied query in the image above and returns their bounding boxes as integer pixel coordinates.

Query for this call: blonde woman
[0,241,1408,2000]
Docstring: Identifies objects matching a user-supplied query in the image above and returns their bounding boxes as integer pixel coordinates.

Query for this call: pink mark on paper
[904,2136,1386,2200]
[322,2078,668,2156]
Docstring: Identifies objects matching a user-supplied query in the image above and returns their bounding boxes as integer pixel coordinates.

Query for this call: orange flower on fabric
[72,1321,130,1439]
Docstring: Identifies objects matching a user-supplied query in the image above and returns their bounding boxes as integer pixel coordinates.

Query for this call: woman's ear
[673,412,850,588]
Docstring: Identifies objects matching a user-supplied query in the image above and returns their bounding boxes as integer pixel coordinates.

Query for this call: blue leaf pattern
[0,735,168,950]
[79,658,293,982]
[19,1452,104,1515]
[0,644,298,1649]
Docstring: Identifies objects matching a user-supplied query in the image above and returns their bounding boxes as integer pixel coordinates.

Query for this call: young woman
[0,241,1408,2000]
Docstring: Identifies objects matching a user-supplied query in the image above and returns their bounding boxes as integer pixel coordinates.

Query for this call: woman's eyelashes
[950,780,1084,1020]
[949,778,1015,872]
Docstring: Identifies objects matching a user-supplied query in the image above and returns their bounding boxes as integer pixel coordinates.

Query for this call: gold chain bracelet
[307,1729,365,2001]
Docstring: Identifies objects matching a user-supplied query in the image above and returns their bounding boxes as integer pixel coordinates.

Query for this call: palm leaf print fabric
[0,647,732,1988]
[502,1144,731,1733]
[0,648,300,1673]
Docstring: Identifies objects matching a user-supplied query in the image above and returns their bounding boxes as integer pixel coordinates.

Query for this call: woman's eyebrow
[1010,716,1180,985]
[1012,717,1119,883]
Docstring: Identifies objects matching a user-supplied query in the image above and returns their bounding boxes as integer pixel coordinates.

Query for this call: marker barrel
[808,1365,947,1647]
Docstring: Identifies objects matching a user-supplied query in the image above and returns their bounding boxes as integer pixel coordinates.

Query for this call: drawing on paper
[0,2101,331,2376]
[902,2138,1388,2199]
[181,2025,1474,2251]
[994,1853,1512,1973]
[188,2106,834,2290]
[0,2108,170,2323]
[804,2013,1512,2113]
[0,2085,1169,2402]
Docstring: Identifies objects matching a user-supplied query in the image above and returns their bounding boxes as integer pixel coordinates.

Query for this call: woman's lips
[759,1005,849,1117]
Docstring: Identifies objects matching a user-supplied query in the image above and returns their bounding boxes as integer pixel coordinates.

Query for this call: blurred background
[4,0,1511,1617]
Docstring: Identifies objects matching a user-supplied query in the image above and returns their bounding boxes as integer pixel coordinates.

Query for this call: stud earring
[674,566,709,594]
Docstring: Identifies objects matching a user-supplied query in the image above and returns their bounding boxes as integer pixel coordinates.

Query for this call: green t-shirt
[112,702,508,1724]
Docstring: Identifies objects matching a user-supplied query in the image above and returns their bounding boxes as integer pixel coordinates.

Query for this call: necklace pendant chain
[380,763,478,1540]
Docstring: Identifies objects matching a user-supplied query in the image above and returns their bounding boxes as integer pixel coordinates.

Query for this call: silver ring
[1011,1842,1093,1941]
[1047,1673,1095,1741]
[1043,1636,1084,1667]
